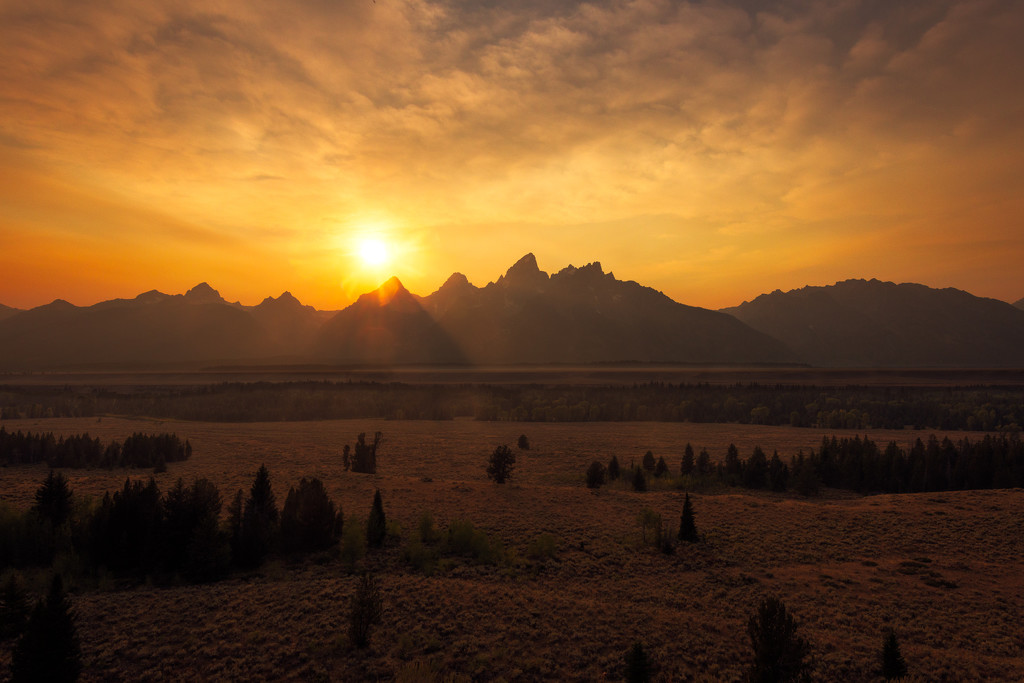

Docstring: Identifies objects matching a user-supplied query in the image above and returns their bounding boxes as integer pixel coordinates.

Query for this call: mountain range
[1,255,1023,369]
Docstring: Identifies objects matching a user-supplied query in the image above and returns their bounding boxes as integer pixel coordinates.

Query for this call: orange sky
[1,0,1022,311]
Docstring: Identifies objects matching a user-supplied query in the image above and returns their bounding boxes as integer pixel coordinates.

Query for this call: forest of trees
[0,429,191,470]
[1,381,1022,431]
[592,433,1024,496]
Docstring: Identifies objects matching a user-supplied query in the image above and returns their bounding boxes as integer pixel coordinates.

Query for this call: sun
[358,238,390,267]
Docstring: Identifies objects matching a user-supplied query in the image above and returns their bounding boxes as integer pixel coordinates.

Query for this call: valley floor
[1,418,1022,680]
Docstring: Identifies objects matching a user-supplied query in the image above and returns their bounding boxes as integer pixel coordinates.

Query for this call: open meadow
[1,416,1023,680]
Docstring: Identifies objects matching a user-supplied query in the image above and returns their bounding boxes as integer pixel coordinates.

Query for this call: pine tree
[608,455,621,481]
[681,443,695,476]
[32,470,73,528]
[632,467,647,492]
[654,456,669,478]
[348,573,383,649]
[746,596,808,683]
[0,574,28,641]
[881,628,908,680]
[586,461,606,489]
[11,575,81,682]
[642,450,656,472]
[678,493,698,543]
[235,465,278,567]
[367,489,387,548]
[624,641,651,683]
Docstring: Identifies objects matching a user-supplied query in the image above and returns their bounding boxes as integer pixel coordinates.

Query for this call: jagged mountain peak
[184,282,224,303]
[498,253,548,288]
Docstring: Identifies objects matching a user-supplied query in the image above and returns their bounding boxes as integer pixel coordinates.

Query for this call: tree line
[0,429,191,471]
[586,432,1024,496]
[3,381,1022,430]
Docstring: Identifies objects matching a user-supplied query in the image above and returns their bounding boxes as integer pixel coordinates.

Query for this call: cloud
[1,0,1022,308]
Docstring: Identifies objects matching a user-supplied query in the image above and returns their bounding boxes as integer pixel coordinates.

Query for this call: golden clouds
[0,0,1022,309]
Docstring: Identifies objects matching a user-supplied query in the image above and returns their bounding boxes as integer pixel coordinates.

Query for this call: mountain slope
[723,279,1024,367]
[1014,297,1024,311]
[314,277,467,364]
[0,285,266,369]
[416,254,794,365]
[0,304,21,323]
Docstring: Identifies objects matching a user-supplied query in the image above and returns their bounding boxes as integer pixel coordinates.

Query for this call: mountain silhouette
[0,287,265,369]
[723,279,1024,367]
[314,277,467,364]
[415,254,793,365]
[3,265,1023,370]
[1014,297,1024,311]
[0,303,21,323]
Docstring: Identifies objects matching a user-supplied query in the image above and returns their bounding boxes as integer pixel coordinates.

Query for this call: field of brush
[1,416,1023,681]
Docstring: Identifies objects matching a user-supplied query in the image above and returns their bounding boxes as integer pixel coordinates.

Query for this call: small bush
[445,519,503,564]
[339,518,366,570]
[526,533,557,561]
[367,490,386,548]
[348,573,383,649]
[746,595,809,682]
[586,461,606,489]
[487,445,515,484]
[517,434,530,450]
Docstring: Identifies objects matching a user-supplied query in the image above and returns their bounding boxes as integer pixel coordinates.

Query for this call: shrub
[746,596,809,683]
[638,508,661,546]
[348,573,383,649]
[487,445,515,484]
[445,519,503,564]
[517,434,530,450]
[417,511,440,544]
[586,461,607,489]
[339,518,366,569]
[632,468,647,492]
[526,533,557,561]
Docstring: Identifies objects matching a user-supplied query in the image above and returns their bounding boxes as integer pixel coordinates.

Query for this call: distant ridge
[2,266,1023,370]
[723,279,1024,367]
[0,303,21,323]
[1014,297,1024,311]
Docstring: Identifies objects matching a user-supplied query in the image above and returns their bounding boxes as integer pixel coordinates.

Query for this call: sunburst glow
[359,239,389,267]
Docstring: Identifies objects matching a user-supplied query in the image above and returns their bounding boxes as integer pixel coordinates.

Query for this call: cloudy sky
[2,0,1022,310]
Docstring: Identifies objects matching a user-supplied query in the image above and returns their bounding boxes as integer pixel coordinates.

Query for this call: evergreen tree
[624,641,651,683]
[348,573,383,649]
[768,452,789,492]
[678,493,698,543]
[746,596,809,683]
[608,455,621,481]
[0,574,28,641]
[654,456,669,478]
[11,575,81,682]
[486,445,515,484]
[586,461,606,489]
[351,432,382,474]
[235,465,278,567]
[881,629,908,680]
[642,450,656,472]
[632,467,647,492]
[726,444,741,481]
[681,443,695,476]
[517,434,530,450]
[792,453,819,497]
[696,448,711,476]
[367,489,387,548]
[32,471,73,528]
[281,477,339,554]
[744,446,769,489]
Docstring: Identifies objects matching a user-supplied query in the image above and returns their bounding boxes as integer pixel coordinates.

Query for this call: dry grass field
[1,416,1023,680]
